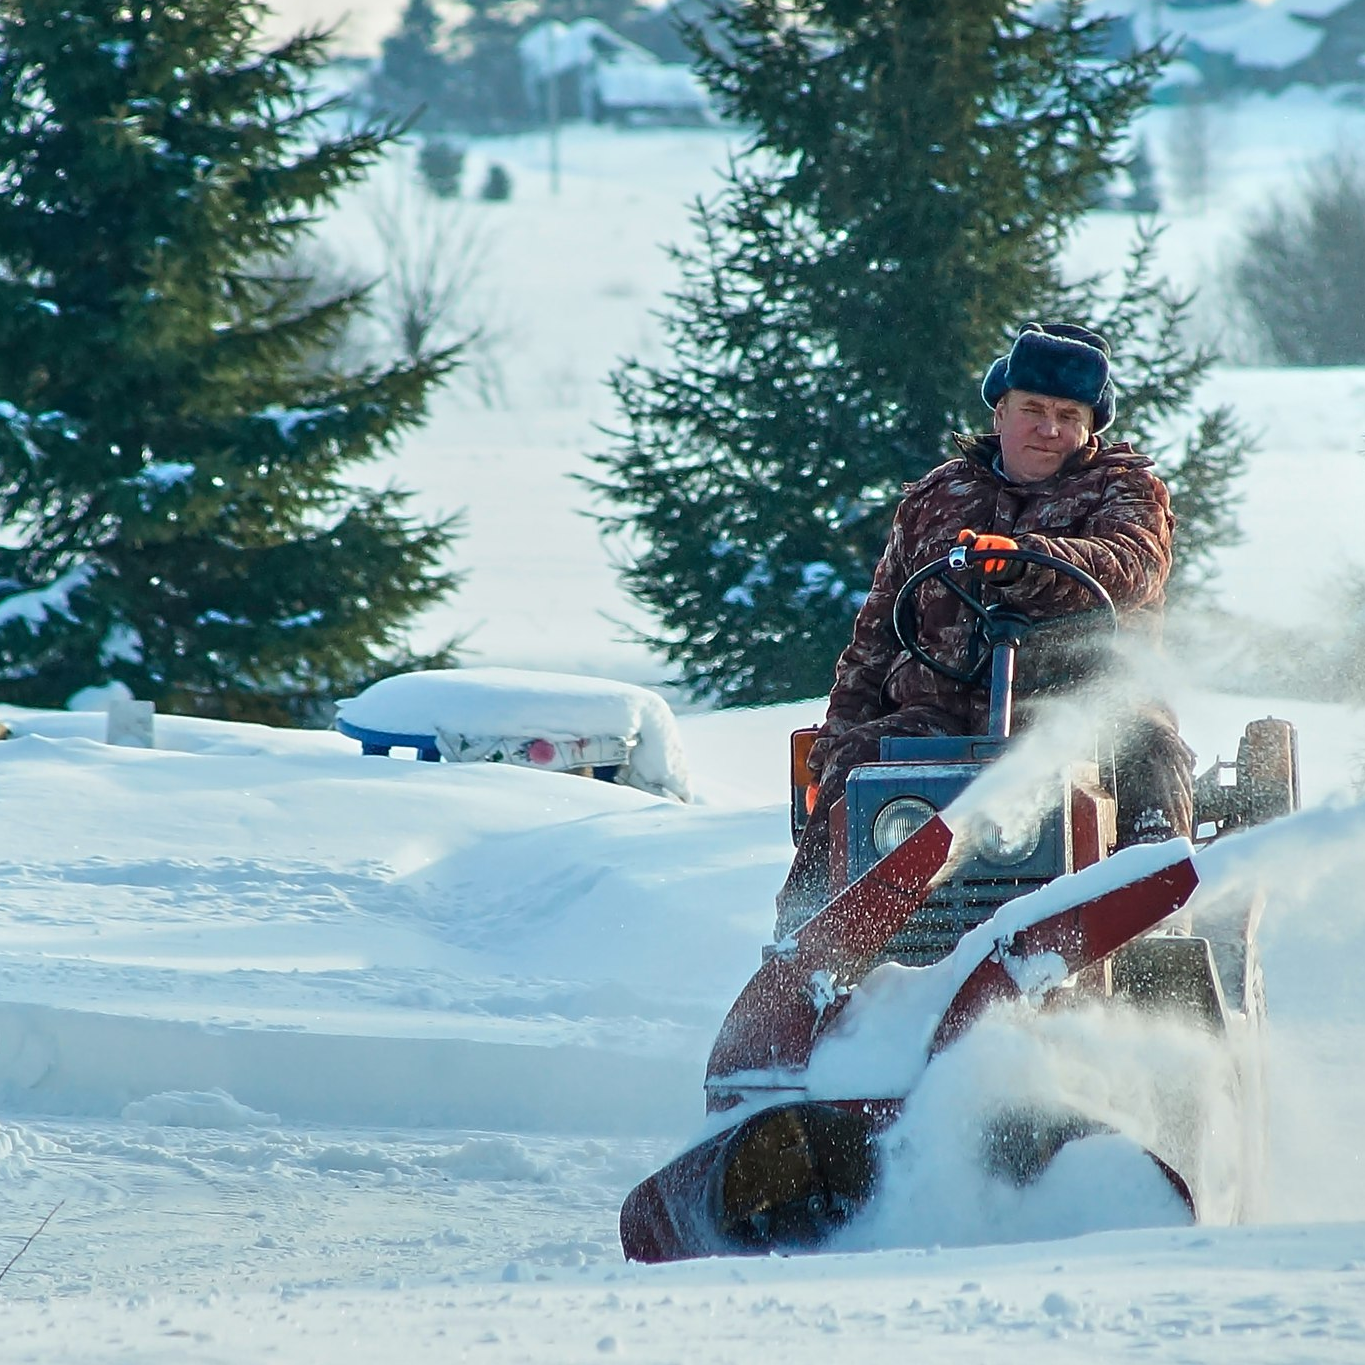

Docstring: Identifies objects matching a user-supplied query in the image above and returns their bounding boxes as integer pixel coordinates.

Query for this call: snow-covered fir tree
[0,0,464,722]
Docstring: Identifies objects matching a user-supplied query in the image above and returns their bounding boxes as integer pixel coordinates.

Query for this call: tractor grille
[879,876,1052,968]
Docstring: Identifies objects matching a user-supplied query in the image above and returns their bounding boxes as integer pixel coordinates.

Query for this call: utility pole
[547,23,561,196]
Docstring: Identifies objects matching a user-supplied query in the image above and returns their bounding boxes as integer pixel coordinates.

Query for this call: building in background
[518,17,713,126]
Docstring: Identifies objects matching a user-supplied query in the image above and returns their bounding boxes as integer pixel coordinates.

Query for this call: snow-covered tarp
[334,666,692,801]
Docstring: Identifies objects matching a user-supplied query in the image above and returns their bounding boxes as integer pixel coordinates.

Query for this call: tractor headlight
[871,797,939,857]
[975,813,1043,866]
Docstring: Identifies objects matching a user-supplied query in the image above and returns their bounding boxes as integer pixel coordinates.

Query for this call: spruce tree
[586,1,1238,707]
[446,0,530,133]
[0,0,464,723]
[374,0,457,129]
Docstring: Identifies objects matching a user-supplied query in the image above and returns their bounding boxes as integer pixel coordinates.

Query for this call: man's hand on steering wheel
[956,529,1026,584]
[893,541,1119,686]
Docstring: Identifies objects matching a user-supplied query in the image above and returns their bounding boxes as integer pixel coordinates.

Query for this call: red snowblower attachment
[621,544,1297,1263]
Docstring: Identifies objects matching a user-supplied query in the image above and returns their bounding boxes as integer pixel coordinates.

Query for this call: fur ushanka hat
[981,321,1116,433]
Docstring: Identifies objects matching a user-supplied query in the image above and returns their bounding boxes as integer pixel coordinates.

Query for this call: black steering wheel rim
[892,546,1119,686]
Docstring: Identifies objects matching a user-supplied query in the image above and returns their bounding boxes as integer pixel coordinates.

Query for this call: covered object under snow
[334,667,691,802]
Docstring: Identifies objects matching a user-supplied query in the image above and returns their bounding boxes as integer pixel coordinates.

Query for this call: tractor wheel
[1238,718,1300,825]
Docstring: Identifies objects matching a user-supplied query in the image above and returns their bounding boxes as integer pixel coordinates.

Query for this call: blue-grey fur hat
[981,321,1116,433]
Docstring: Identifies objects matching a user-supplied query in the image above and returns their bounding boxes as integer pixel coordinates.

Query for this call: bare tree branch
[366,181,511,407]
[0,1201,63,1286]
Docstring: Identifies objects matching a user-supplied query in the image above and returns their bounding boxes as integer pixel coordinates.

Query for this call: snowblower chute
[621,544,1293,1263]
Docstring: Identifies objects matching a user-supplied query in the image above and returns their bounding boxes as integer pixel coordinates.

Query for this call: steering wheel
[891,545,1119,686]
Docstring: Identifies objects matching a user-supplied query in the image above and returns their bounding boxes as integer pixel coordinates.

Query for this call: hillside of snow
[4,678,1365,1360]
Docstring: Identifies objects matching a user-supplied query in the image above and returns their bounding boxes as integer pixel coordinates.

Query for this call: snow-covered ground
[4,681,1365,1360]
[4,67,1365,1365]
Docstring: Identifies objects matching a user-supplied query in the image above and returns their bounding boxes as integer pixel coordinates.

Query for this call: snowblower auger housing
[621,545,1297,1264]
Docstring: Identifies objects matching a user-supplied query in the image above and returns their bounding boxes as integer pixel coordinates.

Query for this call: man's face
[993,388,1095,484]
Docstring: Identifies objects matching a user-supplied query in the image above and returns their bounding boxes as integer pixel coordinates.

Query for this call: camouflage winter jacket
[823,432,1175,734]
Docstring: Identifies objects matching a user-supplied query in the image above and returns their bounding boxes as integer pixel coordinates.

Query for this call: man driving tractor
[776,321,1195,935]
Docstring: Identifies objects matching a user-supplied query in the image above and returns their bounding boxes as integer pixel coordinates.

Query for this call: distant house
[518,18,713,127]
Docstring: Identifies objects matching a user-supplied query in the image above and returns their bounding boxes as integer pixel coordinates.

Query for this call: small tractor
[621,543,1298,1263]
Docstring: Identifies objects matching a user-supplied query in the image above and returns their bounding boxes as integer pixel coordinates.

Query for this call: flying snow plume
[1188,797,1365,1221]
[938,660,1154,859]
[1193,798,1365,925]
[934,654,1365,1225]
[836,1000,1246,1253]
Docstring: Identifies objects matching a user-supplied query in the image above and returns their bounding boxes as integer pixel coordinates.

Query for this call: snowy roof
[1143,2,1324,68]
[519,18,661,80]
[1045,0,1328,71]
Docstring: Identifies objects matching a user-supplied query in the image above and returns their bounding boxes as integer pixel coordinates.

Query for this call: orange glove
[956,528,1023,580]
